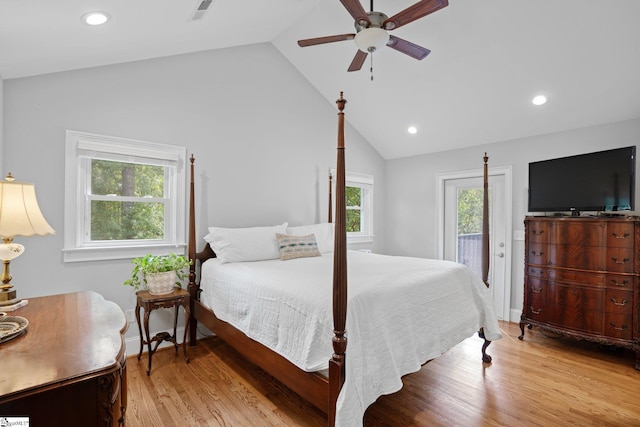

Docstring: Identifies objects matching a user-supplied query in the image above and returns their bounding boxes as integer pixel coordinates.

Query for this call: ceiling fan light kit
[355,28,389,53]
[298,0,449,72]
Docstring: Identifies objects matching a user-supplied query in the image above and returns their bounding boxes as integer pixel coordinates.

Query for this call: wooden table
[135,288,190,375]
[0,291,128,426]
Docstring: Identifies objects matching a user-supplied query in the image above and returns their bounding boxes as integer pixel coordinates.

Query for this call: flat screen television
[528,146,636,215]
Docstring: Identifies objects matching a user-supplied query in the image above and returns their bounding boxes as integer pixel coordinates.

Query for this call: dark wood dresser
[519,216,640,369]
[0,291,128,425]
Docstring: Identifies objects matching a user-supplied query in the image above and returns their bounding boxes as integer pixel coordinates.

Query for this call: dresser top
[525,215,640,222]
[0,291,127,401]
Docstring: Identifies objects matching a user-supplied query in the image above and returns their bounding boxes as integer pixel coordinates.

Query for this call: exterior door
[438,169,511,321]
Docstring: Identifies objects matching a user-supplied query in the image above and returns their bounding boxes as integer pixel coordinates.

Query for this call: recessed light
[82,11,111,26]
[407,126,417,134]
[532,95,548,106]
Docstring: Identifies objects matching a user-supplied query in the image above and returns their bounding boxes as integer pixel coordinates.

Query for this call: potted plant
[124,253,192,295]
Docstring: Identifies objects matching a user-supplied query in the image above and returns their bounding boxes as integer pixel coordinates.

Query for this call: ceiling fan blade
[340,0,370,26]
[298,34,356,47]
[348,50,368,72]
[387,35,431,60]
[383,0,449,30]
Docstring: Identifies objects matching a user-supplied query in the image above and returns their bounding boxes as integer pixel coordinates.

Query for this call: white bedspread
[200,250,501,427]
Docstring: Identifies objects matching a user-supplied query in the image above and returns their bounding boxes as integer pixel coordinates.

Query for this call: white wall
[0,74,3,177]
[2,43,385,340]
[4,39,639,337]
[384,117,640,320]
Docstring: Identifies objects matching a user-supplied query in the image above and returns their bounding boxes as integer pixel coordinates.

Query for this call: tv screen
[528,146,636,214]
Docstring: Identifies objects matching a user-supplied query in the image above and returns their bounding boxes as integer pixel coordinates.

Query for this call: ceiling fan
[297,0,449,72]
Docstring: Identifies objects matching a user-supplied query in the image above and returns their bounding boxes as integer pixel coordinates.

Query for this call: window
[64,130,187,262]
[332,170,374,243]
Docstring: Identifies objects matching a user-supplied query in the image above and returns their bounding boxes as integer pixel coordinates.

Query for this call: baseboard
[510,308,521,323]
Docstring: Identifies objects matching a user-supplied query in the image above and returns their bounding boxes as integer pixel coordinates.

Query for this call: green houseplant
[124,253,192,295]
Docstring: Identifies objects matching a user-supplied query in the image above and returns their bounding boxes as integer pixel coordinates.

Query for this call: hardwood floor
[126,321,640,426]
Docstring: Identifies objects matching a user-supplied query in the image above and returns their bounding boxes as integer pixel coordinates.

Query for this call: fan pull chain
[370,54,374,81]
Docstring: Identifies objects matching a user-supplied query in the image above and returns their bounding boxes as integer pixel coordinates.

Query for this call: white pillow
[286,223,334,254]
[204,223,288,263]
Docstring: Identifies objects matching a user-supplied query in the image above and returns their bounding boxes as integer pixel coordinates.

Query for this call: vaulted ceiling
[2,0,639,159]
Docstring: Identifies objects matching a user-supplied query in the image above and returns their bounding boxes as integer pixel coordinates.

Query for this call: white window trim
[331,169,374,243]
[63,130,187,262]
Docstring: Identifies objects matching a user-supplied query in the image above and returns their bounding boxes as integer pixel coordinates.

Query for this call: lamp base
[0,287,27,311]
[0,286,17,303]
[0,299,27,312]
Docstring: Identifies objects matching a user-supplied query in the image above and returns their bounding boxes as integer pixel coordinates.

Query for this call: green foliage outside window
[457,188,491,235]
[346,186,362,232]
[90,160,165,240]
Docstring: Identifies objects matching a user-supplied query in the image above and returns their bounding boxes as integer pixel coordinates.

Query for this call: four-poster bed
[187,92,500,426]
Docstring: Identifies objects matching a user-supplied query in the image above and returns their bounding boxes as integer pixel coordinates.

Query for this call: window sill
[63,243,187,263]
[347,234,374,244]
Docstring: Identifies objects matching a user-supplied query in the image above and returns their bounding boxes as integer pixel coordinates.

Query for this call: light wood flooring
[126,321,640,426]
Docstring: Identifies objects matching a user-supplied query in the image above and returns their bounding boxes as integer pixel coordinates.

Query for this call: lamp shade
[0,180,55,238]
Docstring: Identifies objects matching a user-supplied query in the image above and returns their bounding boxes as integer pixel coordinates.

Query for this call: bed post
[188,154,198,347]
[328,92,348,427]
[479,152,492,363]
[328,171,333,224]
[482,152,490,288]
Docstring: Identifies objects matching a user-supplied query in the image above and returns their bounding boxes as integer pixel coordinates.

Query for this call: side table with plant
[124,253,192,295]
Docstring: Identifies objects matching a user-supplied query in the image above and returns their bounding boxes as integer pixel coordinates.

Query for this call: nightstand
[135,288,190,375]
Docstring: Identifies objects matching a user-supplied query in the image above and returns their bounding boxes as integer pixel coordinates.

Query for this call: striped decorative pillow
[275,233,321,261]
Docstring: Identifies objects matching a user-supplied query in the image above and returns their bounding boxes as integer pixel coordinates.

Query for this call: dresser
[519,216,640,369]
[0,291,128,425]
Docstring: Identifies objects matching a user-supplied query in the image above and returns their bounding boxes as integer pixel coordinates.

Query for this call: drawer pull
[530,307,542,315]
[531,287,543,293]
[611,232,630,239]
[610,279,629,287]
[611,257,630,264]
[609,322,628,331]
[610,298,628,306]
[532,230,544,236]
[531,251,544,257]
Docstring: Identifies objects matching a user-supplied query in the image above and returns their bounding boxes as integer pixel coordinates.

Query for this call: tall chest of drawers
[519,216,640,369]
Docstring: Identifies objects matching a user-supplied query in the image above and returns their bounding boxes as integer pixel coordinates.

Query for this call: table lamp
[0,173,55,306]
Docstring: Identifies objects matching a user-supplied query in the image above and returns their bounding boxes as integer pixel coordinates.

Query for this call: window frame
[64,130,187,262]
[332,170,374,243]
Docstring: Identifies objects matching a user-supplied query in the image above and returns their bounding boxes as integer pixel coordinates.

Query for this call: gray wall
[2,43,385,340]
[384,118,640,319]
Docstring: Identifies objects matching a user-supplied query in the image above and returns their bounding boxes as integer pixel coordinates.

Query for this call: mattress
[200,250,502,426]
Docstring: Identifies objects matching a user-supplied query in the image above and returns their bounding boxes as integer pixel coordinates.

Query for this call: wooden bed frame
[187,92,493,426]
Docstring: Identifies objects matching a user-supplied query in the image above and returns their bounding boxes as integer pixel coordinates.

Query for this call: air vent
[190,0,213,21]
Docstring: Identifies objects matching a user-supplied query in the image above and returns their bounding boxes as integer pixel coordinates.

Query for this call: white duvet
[200,250,502,427]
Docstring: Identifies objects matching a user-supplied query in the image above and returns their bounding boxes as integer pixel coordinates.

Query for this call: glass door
[443,175,507,320]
